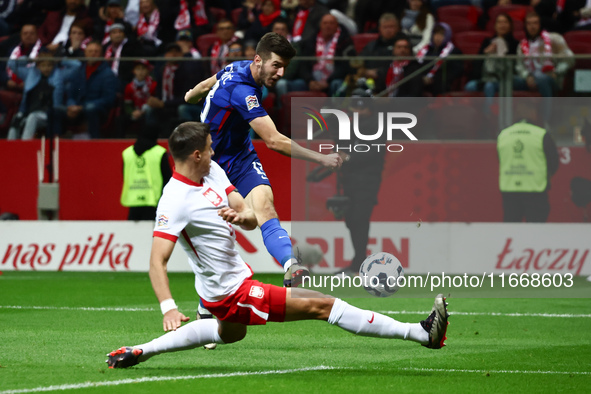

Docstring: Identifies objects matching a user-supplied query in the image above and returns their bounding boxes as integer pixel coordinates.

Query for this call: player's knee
[306,297,335,321]
[219,326,247,344]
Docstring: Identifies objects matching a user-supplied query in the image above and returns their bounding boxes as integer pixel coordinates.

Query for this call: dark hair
[256,32,296,61]
[164,43,182,53]
[169,122,211,162]
[69,20,90,36]
[272,17,289,28]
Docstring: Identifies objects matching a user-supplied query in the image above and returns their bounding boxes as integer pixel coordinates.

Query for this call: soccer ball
[359,252,404,297]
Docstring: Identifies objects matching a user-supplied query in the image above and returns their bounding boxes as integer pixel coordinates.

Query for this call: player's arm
[149,236,190,332]
[184,74,217,104]
[250,115,342,169]
[219,190,258,230]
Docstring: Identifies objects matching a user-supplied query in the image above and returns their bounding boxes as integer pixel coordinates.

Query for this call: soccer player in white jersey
[185,33,341,287]
[106,122,449,368]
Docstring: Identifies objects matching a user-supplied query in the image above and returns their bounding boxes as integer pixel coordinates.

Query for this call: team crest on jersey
[203,188,223,207]
[245,95,259,111]
[249,285,264,299]
[157,214,169,228]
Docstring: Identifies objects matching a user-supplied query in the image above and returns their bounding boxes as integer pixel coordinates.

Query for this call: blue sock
[260,218,293,268]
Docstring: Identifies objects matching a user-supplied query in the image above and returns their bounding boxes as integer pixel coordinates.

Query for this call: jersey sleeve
[153,191,189,242]
[230,84,268,123]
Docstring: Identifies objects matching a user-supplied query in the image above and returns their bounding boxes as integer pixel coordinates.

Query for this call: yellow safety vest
[120,145,167,207]
[498,121,548,192]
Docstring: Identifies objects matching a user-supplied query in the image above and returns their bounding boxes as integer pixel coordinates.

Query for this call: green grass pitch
[0,271,589,393]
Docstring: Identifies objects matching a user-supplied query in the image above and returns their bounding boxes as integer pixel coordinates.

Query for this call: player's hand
[319,153,343,170]
[218,206,242,224]
[283,263,310,287]
[162,309,190,332]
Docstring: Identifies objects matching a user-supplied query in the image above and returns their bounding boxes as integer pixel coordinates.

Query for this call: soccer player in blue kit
[185,33,341,287]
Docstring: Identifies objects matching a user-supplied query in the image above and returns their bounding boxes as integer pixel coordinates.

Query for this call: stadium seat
[442,16,480,34]
[488,5,531,23]
[208,7,227,23]
[231,8,242,26]
[566,41,591,69]
[279,91,328,138]
[454,31,490,54]
[352,33,378,54]
[564,30,591,47]
[196,33,220,56]
[437,5,482,26]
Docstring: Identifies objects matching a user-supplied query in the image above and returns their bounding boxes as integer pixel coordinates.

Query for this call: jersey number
[252,162,268,180]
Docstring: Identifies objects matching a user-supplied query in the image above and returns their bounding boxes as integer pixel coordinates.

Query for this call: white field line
[378,310,591,318]
[1,306,590,318]
[2,365,589,394]
[398,367,591,375]
[0,366,338,394]
[0,305,155,312]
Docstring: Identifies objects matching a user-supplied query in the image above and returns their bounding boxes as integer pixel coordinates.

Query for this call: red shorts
[201,279,286,325]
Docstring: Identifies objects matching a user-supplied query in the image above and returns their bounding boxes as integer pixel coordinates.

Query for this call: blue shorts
[228,157,272,197]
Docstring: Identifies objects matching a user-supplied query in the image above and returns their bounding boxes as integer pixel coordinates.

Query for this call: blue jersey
[200,60,268,176]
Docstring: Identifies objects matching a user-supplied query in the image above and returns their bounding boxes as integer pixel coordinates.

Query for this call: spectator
[209,19,239,74]
[38,0,93,52]
[120,124,172,221]
[244,39,257,58]
[416,23,463,96]
[354,0,405,33]
[271,17,291,40]
[104,22,141,87]
[245,0,283,42]
[143,43,203,138]
[401,0,435,54]
[237,0,263,32]
[280,13,356,96]
[0,0,19,36]
[123,59,156,134]
[63,41,119,139]
[124,0,141,27]
[176,29,201,59]
[376,36,423,97]
[465,12,519,104]
[358,13,405,82]
[227,39,245,59]
[5,24,42,92]
[135,0,162,55]
[55,20,92,58]
[7,49,80,139]
[497,100,559,222]
[174,0,212,38]
[291,0,329,43]
[94,0,133,46]
[514,12,573,119]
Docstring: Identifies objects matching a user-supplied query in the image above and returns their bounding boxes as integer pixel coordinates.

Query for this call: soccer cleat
[106,346,143,368]
[420,294,449,349]
[197,312,217,350]
[284,249,311,287]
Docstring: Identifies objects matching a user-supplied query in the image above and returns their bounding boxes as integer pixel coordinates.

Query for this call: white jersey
[153,161,252,302]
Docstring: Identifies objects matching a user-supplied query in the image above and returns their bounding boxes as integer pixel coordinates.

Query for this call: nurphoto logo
[304,107,418,153]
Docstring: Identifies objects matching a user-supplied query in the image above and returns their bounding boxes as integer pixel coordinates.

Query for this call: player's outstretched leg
[420,294,449,349]
[288,289,449,347]
[106,318,224,369]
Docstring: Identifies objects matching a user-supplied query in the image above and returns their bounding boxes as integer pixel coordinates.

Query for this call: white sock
[135,318,223,361]
[327,298,428,344]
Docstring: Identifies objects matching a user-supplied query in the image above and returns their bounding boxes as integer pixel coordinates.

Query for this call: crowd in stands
[0,0,588,139]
